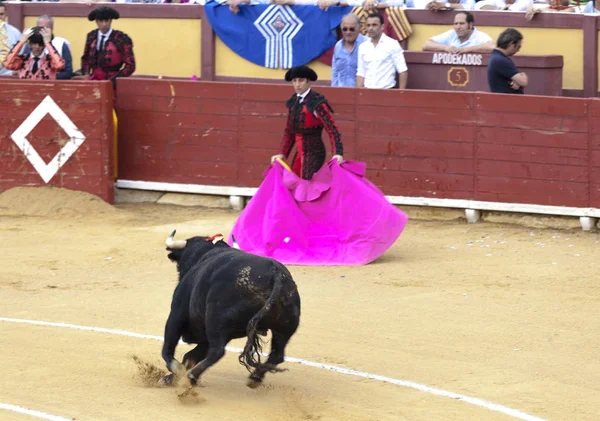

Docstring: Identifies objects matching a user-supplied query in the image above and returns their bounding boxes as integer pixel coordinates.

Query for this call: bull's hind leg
[186,328,231,386]
[161,342,210,386]
[247,331,291,388]
[160,342,208,388]
[183,342,209,370]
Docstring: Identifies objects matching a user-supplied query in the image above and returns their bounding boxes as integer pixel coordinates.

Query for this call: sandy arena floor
[0,186,598,421]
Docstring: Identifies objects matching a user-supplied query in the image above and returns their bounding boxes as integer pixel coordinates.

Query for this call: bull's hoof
[246,379,262,389]
[187,373,198,386]
[158,373,176,387]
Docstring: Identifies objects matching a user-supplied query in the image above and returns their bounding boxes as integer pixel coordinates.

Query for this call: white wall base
[579,216,598,232]
[115,179,600,231]
[229,195,245,211]
[465,209,481,224]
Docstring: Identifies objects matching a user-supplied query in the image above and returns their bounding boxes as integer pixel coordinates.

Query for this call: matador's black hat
[284,65,318,82]
[88,6,120,22]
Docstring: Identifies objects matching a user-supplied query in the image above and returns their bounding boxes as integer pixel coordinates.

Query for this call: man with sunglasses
[331,14,366,87]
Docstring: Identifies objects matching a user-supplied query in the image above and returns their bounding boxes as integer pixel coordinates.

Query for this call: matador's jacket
[279,89,344,180]
[81,29,135,89]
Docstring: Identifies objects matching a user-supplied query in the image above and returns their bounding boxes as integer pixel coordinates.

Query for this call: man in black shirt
[487,28,528,94]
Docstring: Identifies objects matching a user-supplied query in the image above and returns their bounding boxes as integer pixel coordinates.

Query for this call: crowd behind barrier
[0,0,596,97]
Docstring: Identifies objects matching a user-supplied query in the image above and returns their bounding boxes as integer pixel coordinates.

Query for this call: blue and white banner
[204,2,352,69]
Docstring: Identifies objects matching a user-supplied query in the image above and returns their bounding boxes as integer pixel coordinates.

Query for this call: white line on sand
[0,403,71,421]
[0,317,547,421]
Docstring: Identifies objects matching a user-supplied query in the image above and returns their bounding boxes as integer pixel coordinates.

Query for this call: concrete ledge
[114,188,164,204]
[114,181,600,231]
[115,188,232,209]
[157,192,231,208]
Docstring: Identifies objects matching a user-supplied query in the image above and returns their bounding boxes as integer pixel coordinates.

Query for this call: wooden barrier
[0,80,115,203]
[115,78,600,228]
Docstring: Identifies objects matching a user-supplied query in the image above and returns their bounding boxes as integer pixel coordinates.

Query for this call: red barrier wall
[0,80,115,203]
[117,78,599,209]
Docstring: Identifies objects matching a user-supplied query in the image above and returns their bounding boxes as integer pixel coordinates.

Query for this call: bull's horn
[165,230,187,249]
[231,234,240,250]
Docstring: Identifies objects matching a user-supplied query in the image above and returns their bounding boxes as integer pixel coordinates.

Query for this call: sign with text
[432,53,483,66]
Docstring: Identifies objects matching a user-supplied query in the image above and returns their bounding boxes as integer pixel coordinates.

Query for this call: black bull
[161,230,301,388]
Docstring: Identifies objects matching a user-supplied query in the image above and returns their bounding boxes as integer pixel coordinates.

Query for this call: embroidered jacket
[81,28,135,83]
[280,89,344,180]
[2,40,65,80]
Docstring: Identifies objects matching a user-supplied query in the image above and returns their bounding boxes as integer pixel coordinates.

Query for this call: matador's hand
[271,154,285,164]
[332,155,344,164]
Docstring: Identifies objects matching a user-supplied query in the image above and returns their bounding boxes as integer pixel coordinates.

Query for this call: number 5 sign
[447,67,470,87]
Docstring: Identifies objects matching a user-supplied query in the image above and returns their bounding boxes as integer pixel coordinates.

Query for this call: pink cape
[228,159,408,266]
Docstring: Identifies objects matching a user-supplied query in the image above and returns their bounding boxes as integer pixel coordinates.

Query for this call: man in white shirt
[220,0,269,14]
[317,0,415,9]
[356,13,408,89]
[426,0,476,11]
[475,0,532,11]
[583,0,600,13]
[422,12,494,54]
[0,2,21,76]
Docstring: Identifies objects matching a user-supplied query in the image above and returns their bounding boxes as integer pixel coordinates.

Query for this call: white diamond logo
[254,5,303,69]
[10,95,86,183]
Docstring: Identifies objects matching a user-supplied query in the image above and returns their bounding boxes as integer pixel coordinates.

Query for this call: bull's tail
[239,268,284,373]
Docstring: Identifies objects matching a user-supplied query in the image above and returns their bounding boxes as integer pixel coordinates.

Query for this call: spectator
[422,12,494,54]
[21,15,72,80]
[332,14,366,87]
[475,0,532,11]
[318,0,415,9]
[0,1,20,76]
[2,27,65,80]
[487,28,527,94]
[525,0,576,19]
[583,0,600,12]
[222,0,270,14]
[426,0,476,11]
[357,13,408,89]
[78,6,136,87]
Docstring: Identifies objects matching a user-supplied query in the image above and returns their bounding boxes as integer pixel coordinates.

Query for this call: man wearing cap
[270,65,344,181]
[79,6,135,86]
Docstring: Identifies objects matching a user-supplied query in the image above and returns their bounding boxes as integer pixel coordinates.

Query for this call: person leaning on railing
[582,0,600,13]
[426,0,475,12]
[525,0,579,20]
[475,0,532,11]
[317,0,415,9]
[422,11,495,54]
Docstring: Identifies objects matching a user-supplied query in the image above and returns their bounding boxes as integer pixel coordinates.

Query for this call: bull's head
[165,230,187,249]
[165,230,238,279]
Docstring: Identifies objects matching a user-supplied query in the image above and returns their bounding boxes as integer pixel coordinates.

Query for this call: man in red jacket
[271,65,345,180]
